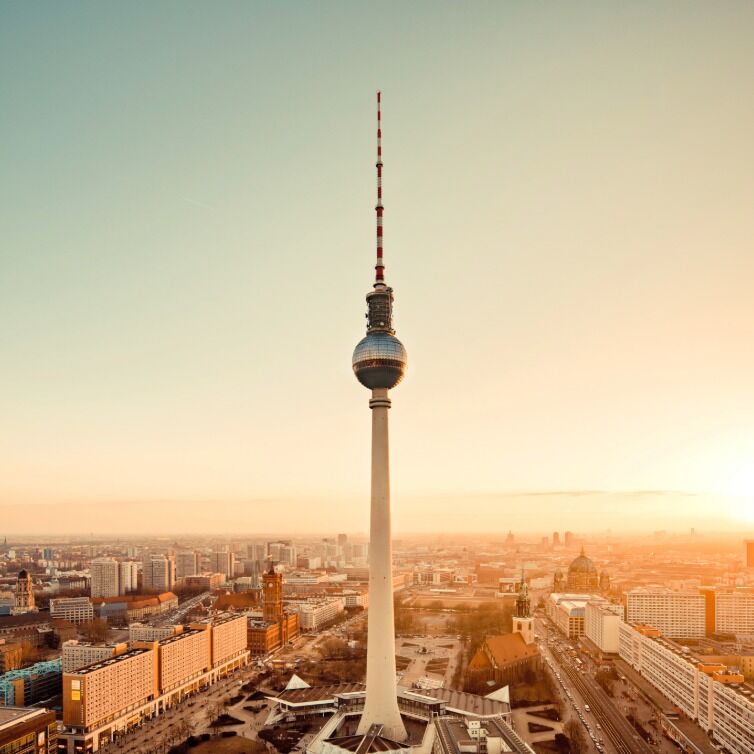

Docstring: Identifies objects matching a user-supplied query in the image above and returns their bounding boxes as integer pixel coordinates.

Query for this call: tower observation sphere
[352,330,407,389]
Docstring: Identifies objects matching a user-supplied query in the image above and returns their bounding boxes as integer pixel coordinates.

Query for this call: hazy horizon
[3,3,754,531]
[0,491,748,537]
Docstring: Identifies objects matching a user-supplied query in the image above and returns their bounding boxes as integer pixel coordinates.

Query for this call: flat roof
[0,707,47,731]
[70,648,151,676]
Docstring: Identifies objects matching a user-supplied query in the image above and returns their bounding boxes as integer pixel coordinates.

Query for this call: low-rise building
[128,623,181,643]
[0,707,57,753]
[297,597,345,631]
[50,597,94,624]
[62,640,128,673]
[546,593,609,638]
[0,658,62,706]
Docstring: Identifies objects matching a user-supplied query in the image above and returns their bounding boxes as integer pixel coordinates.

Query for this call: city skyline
[2,3,754,533]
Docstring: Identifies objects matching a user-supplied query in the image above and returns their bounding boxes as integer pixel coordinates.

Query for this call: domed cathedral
[566,547,600,591]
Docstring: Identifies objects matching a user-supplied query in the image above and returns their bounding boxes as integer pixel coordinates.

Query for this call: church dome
[568,550,597,575]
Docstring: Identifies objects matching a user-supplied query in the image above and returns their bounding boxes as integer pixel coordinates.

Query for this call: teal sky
[2,2,754,534]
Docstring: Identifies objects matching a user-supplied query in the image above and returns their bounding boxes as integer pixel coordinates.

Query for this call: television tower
[352,91,408,741]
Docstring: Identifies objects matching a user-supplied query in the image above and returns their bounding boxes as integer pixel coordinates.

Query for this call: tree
[564,718,589,753]
[79,618,109,642]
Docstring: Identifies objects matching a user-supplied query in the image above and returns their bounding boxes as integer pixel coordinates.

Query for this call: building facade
[90,558,120,599]
[619,621,754,754]
[50,597,95,625]
[0,707,57,754]
[60,614,249,753]
[584,601,624,654]
[624,588,706,639]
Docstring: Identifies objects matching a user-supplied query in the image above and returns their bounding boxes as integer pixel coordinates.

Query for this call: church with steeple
[465,570,541,690]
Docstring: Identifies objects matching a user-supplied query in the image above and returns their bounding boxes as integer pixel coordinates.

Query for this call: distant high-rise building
[210,550,235,580]
[745,539,754,569]
[552,531,561,547]
[246,542,266,564]
[91,558,120,598]
[143,555,175,592]
[505,530,515,545]
[176,551,199,580]
[118,561,138,594]
[564,531,574,548]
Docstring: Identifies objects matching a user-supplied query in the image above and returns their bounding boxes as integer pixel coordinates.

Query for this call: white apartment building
[90,558,119,598]
[128,623,180,643]
[62,640,127,673]
[618,621,754,754]
[625,588,705,638]
[50,597,94,624]
[297,597,345,631]
[713,589,754,635]
[118,561,138,594]
[340,590,368,609]
[585,601,623,653]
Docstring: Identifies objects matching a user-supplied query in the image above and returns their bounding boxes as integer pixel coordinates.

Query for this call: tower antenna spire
[375,90,384,286]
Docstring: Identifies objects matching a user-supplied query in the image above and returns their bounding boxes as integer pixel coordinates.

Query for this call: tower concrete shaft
[357,387,407,741]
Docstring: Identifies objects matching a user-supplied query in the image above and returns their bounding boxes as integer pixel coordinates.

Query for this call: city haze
[2,3,754,530]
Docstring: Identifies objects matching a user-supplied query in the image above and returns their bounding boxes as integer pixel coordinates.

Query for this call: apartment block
[624,588,705,638]
[584,601,624,653]
[90,558,119,599]
[711,588,754,636]
[61,613,249,753]
[118,561,138,594]
[62,641,127,673]
[619,621,754,754]
[128,623,180,643]
[191,613,247,667]
[135,628,211,694]
[296,597,345,631]
[175,551,199,580]
[63,648,157,731]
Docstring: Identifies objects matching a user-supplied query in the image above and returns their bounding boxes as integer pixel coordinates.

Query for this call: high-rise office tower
[745,539,754,569]
[143,555,175,592]
[564,531,574,548]
[91,557,120,598]
[210,550,235,580]
[352,92,407,741]
[118,561,138,594]
[552,531,561,548]
[176,550,200,580]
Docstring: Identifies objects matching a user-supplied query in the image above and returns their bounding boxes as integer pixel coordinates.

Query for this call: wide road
[548,643,653,754]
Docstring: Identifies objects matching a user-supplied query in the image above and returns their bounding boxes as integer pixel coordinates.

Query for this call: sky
[2,2,754,535]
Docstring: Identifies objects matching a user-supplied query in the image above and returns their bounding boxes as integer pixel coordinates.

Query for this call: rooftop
[0,706,49,731]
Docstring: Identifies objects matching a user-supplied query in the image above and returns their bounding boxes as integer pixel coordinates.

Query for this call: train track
[550,646,653,754]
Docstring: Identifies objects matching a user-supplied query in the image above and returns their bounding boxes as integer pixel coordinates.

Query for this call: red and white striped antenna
[375,90,385,287]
